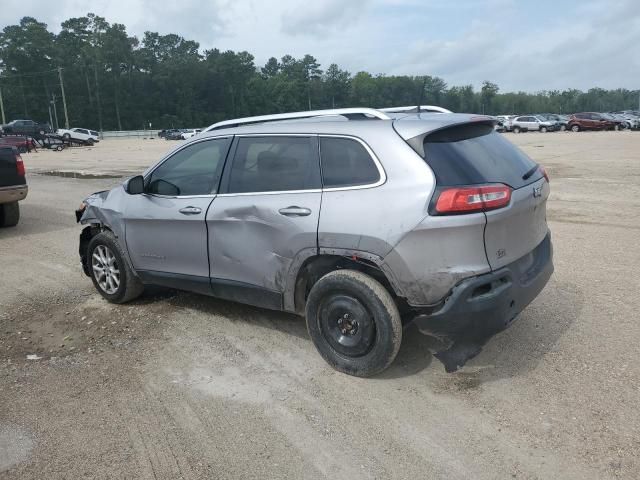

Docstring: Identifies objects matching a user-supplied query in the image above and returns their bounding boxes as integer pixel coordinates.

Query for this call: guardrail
[100,130,161,138]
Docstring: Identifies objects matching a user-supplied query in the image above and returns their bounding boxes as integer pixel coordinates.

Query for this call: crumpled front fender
[76,183,137,277]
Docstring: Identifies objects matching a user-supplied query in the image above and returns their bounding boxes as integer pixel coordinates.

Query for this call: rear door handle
[179,206,202,215]
[278,206,312,217]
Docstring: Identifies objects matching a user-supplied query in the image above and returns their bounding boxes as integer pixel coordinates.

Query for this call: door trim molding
[136,270,284,311]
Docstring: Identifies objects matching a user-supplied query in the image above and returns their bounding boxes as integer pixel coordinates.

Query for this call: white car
[57,128,100,144]
[180,129,202,139]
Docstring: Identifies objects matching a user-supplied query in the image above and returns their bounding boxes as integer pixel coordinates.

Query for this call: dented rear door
[207,135,321,305]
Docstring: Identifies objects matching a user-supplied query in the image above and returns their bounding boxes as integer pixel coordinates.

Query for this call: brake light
[15,154,25,176]
[435,184,512,214]
[540,165,549,182]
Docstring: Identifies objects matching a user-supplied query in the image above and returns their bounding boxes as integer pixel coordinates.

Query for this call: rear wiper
[522,164,540,181]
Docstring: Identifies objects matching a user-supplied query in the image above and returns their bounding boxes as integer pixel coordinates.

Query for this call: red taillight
[540,165,549,182]
[16,154,25,176]
[435,184,512,214]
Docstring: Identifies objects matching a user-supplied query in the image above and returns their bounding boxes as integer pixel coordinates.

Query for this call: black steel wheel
[305,270,402,377]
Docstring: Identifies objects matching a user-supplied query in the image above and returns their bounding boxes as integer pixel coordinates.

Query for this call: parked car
[181,129,202,139]
[76,107,553,376]
[613,112,640,129]
[165,129,187,140]
[495,115,516,131]
[567,112,612,132]
[511,115,557,133]
[0,119,51,138]
[158,129,182,138]
[0,146,27,227]
[538,114,568,131]
[56,127,100,144]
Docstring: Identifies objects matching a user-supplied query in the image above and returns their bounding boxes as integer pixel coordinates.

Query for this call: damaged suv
[76,108,553,376]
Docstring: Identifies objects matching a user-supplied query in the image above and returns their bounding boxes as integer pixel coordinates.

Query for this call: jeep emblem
[533,185,542,198]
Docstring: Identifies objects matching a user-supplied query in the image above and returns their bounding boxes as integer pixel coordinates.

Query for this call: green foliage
[0,14,638,130]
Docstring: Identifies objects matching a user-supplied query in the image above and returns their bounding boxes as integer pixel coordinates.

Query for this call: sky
[1,0,639,92]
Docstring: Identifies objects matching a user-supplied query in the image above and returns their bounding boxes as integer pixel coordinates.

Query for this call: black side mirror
[126,175,145,195]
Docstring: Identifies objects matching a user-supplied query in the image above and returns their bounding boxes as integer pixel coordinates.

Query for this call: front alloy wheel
[87,231,143,303]
[92,244,120,294]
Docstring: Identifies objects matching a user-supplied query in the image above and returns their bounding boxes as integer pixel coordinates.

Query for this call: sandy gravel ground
[1,131,639,479]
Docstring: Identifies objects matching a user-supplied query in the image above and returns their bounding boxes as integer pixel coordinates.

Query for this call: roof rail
[379,105,452,114]
[203,108,391,132]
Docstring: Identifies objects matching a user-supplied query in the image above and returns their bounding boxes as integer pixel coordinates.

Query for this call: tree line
[1,15,638,131]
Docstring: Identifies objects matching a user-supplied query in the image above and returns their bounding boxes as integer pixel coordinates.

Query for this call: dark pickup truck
[0,119,52,138]
[0,146,28,227]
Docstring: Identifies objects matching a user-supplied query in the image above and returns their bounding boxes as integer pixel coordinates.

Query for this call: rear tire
[87,231,144,303]
[0,202,20,227]
[305,270,402,377]
[571,124,580,132]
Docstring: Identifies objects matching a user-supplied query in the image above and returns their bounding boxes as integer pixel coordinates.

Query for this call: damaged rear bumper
[414,232,553,372]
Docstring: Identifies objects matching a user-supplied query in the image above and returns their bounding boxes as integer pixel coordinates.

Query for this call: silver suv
[511,115,557,133]
[76,108,553,376]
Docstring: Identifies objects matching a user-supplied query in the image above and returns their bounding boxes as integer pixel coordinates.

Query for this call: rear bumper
[0,184,28,204]
[413,232,553,371]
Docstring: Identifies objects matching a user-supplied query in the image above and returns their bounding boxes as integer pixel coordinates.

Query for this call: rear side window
[227,136,320,193]
[319,137,380,188]
[422,123,540,189]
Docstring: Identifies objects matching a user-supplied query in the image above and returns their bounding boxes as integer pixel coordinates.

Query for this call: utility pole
[58,67,69,128]
[48,103,54,129]
[51,94,59,130]
[0,86,5,124]
[93,64,103,134]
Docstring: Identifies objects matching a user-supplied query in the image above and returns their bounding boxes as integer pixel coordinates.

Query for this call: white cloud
[1,0,638,91]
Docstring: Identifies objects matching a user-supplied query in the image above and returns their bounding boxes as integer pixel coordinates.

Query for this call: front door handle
[179,206,202,215]
[278,206,312,217]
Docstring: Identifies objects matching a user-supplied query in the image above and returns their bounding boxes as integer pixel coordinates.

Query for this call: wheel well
[79,224,111,276]
[293,255,408,317]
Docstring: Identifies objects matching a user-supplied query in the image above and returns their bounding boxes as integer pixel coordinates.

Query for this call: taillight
[16,154,25,176]
[540,165,549,182]
[435,184,512,215]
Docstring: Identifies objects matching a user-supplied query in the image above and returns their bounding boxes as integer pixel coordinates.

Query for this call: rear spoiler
[398,117,497,158]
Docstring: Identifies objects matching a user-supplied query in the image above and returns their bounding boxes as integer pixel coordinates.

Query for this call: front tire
[0,202,20,227]
[540,126,548,133]
[571,124,580,132]
[87,231,143,303]
[513,126,521,133]
[305,270,402,377]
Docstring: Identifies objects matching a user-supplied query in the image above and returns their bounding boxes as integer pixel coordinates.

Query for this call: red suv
[567,113,614,132]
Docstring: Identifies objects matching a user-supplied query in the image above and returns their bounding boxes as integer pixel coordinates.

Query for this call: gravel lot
[1,131,639,479]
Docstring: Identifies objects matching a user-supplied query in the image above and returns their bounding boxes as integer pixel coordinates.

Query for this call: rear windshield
[423,123,540,189]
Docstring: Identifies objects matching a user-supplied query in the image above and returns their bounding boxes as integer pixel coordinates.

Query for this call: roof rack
[203,108,391,132]
[379,105,452,114]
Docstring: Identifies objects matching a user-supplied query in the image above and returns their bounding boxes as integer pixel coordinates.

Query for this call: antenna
[416,77,428,114]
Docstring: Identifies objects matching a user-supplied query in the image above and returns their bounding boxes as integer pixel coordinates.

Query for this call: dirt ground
[1,131,639,479]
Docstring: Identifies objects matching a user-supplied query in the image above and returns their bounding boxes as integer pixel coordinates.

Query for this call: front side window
[320,137,380,188]
[147,138,231,196]
[226,136,320,193]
